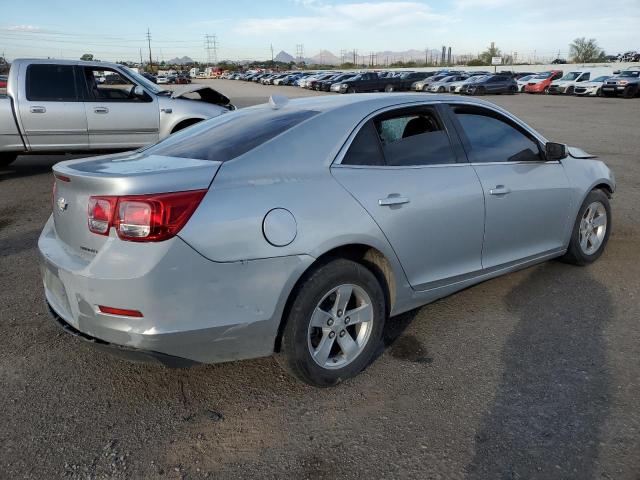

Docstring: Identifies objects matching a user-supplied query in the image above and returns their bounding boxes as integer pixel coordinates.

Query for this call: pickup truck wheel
[0,153,18,168]
[276,259,386,387]
[384,84,395,93]
[560,189,611,266]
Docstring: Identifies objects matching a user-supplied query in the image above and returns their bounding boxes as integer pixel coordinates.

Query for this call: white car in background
[449,75,487,93]
[548,68,613,95]
[573,75,612,96]
[516,75,536,92]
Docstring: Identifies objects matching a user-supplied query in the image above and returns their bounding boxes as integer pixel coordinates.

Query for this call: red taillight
[88,196,117,235]
[87,190,206,242]
[98,305,143,317]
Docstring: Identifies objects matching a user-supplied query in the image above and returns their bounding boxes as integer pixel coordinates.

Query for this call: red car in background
[524,70,563,93]
[0,75,8,89]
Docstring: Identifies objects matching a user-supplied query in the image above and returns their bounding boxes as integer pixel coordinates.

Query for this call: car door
[447,103,573,269]
[331,104,485,290]
[17,63,88,151]
[80,66,159,149]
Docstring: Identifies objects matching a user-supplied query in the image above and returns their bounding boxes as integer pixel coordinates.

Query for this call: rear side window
[144,108,319,162]
[26,64,77,101]
[452,106,542,163]
[342,107,457,167]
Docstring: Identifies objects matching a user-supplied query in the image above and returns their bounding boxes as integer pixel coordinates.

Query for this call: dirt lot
[1,82,639,479]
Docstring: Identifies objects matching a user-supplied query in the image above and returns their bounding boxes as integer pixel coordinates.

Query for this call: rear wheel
[560,189,611,266]
[438,86,446,93]
[0,153,18,168]
[508,85,517,94]
[566,86,574,95]
[277,259,386,387]
[384,84,395,93]
[544,86,550,94]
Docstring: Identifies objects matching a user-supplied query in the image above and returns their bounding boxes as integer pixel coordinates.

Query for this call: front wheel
[560,189,611,266]
[277,259,386,387]
[347,87,357,94]
[508,85,517,94]
[384,84,395,92]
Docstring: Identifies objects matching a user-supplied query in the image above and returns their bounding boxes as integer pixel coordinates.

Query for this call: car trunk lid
[51,152,220,258]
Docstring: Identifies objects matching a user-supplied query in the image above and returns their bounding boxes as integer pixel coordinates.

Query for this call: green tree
[479,43,501,65]
[569,37,606,63]
[80,53,93,61]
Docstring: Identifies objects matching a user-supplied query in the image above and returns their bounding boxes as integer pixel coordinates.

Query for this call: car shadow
[0,154,89,182]
[465,263,612,479]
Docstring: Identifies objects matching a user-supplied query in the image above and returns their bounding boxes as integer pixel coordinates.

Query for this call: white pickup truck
[0,58,234,166]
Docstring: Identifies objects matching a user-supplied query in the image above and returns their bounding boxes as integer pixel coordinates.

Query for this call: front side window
[452,106,542,163]
[26,64,77,101]
[83,68,146,102]
[342,108,457,167]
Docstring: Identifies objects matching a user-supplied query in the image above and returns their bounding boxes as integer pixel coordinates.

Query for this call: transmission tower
[146,28,152,68]
[204,34,218,65]
[296,44,304,63]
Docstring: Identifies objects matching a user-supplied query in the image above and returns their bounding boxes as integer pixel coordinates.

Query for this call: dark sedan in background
[463,74,518,95]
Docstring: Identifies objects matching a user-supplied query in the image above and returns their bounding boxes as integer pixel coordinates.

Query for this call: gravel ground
[1,81,639,479]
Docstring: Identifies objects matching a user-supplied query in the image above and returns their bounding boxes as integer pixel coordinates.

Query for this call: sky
[1,0,637,63]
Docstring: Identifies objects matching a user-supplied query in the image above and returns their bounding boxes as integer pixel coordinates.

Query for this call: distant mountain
[167,56,195,65]
[274,50,295,63]
[308,50,341,65]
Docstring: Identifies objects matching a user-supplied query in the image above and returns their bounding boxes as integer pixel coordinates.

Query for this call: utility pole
[204,34,218,65]
[270,43,274,62]
[353,49,357,65]
[296,44,304,64]
[146,28,153,70]
[139,48,143,66]
[447,47,452,66]
[425,48,428,65]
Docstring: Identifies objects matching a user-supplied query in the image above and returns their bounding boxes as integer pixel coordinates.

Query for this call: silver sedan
[39,93,615,386]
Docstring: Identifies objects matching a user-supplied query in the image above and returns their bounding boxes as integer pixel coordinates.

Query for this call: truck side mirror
[133,86,145,97]
[545,142,567,161]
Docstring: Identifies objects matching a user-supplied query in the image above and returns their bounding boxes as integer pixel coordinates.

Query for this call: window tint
[453,107,542,163]
[144,108,319,162]
[342,109,457,167]
[26,64,77,101]
[342,121,384,166]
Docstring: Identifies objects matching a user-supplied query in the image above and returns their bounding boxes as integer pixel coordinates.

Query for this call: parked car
[548,68,612,95]
[0,75,7,89]
[516,74,536,92]
[41,93,614,386]
[175,74,192,84]
[573,75,612,97]
[331,72,393,93]
[463,74,518,95]
[141,72,157,84]
[427,75,468,93]
[156,75,170,84]
[449,75,488,93]
[523,70,563,93]
[0,59,234,167]
[601,68,640,98]
[411,74,450,92]
[316,73,356,91]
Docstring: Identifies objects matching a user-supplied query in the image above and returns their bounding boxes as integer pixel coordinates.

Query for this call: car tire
[384,84,395,93]
[566,86,574,95]
[277,259,386,387]
[347,87,357,94]
[623,85,638,99]
[508,85,517,94]
[596,88,602,97]
[544,86,550,94]
[559,189,611,266]
[476,87,486,96]
[0,153,18,168]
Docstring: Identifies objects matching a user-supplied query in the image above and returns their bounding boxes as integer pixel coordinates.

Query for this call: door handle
[30,106,46,113]
[489,185,511,196]
[93,107,109,114]
[378,196,410,206]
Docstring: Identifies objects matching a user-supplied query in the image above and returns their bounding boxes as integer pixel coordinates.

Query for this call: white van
[548,67,613,94]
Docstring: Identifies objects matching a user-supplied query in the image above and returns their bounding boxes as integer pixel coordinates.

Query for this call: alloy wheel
[579,201,607,255]
[307,284,374,369]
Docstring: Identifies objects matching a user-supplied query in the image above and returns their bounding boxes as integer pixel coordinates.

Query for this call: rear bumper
[39,216,314,364]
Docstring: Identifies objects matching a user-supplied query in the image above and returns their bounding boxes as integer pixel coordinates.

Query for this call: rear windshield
[144,108,319,162]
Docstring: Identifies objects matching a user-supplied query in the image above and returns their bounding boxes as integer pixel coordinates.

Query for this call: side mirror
[545,142,567,161]
[133,85,145,97]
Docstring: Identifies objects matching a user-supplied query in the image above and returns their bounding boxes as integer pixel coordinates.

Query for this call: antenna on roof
[269,94,289,110]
